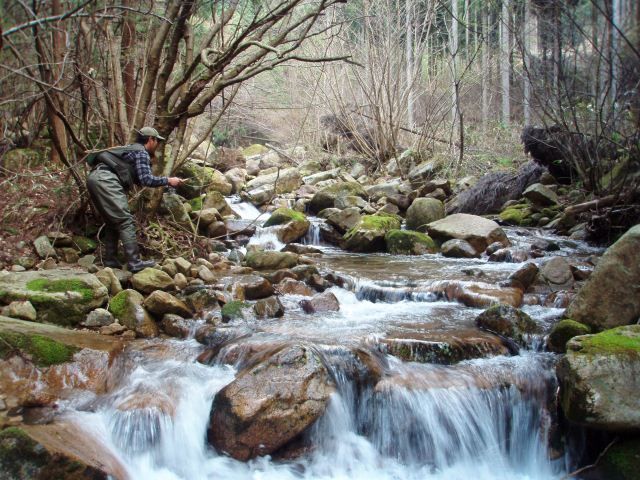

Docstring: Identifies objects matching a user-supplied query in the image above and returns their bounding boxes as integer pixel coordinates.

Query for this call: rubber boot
[102,228,122,268]
[123,240,156,273]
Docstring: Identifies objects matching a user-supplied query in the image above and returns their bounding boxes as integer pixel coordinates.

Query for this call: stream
[61,210,603,480]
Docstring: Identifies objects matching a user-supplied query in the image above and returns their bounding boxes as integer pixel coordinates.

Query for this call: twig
[2,0,95,37]
[560,437,618,479]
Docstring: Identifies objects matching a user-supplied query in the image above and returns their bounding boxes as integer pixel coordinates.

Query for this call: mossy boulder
[131,268,175,294]
[547,319,591,353]
[243,144,269,157]
[385,229,437,255]
[0,426,109,480]
[557,325,640,431]
[565,224,640,330]
[72,236,97,254]
[309,182,368,213]
[0,331,78,367]
[343,214,402,253]
[108,289,158,337]
[406,198,445,232]
[0,270,108,326]
[176,161,232,198]
[474,304,542,347]
[202,190,233,216]
[244,250,299,270]
[264,208,310,243]
[499,204,534,226]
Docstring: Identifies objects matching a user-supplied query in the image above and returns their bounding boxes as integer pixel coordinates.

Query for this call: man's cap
[138,126,166,141]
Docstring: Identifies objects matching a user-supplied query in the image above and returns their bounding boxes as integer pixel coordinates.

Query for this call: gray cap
[138,126,166,141]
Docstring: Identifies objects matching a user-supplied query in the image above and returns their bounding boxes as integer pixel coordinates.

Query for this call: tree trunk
[482,4,490,128]
[501,0,510,126]
[121,0,136,125]
[523,0,532,125]
[405,0,415,127]
[451,0,459,128]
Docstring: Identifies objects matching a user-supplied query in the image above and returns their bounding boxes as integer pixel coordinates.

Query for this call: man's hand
[167,177,184,187]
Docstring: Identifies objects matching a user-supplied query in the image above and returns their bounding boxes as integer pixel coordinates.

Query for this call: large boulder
[406,198,445,232]
[245,167,302,195]
[384,230,437,255]
[309,182,368,213]
[408,160,439,187]
[208,344,335,460]
[547,319,591,353]
[108,289,158,337]
[143,290,193,318]
[0,270,107,327]
[325,207,362,233]
[176,161,232,198]
[263,208,310,243]
[343,214,402,253]
[234,275,275,300]
[557,325,640,431]
[522,183,559,207]
[300,291,340,313]
[426,213,510,254]
[565,224,640,330]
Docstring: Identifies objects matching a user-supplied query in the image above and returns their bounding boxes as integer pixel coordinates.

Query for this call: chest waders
[86,145,156,272]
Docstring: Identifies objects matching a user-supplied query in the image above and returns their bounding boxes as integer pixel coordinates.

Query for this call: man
[86,126,183,272]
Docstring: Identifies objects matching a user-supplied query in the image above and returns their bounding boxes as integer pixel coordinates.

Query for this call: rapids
[62,216,602,479]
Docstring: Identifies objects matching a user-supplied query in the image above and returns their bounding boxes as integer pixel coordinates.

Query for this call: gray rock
[557,325,640,431]
[523,183,559,207]
[161,313,194,338]
[565,224,640,330]
[246,167,302,194]
[143,290,193,317]
[33,236,57,259]
[426,213,510,253]
[539,257,574,289]
[77,255,96,269]
[406,198,446,232]
[1,301,37,322]
[108,289,158,338]
[300,291,340,313]
[95,268,122,295]
[131,268,175,294]
[82,308,114,327]
[475,304,541,347]
[325,207,362,233]
[244,250,299,270]
[441,239,479,258]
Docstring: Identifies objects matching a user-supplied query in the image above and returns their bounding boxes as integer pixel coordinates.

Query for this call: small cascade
[226,196,267,222]
[247,225,285,251]
[302,216,325,246]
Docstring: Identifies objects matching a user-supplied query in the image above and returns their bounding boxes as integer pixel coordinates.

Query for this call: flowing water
[63,215,603,479]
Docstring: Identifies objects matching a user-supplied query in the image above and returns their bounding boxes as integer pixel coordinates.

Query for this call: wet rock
[546,319,591,353]
[208,344,335,460]
[475,304,541,347]
[427,213,510,253]
[0,269,108,327]
[177,161,232,198]
[344,214,402,253]
[300,291,340,313]
[379,327,510,364]
[385,230,437,255]
[523,183,559,207]
[430,281,523,308]
[82,308,114,327]
[565,224,640,330]
[95,267,122,295]
[485,241,505,255]
[33,235,57,259]
[131,268,175,294]
[1,301,37,322]
[440,239,478,258]
[309,181,368,213]
[244,250,299,270]
[235,275,275,300]
[276,278,314,296]
[507,263,539,291]
[254,296,285,318]
[406,198,445,232]
[263,208,310,243]
[143,290,193,317]
[202,191,233,216]
[0,425,113,479]
[281,244,322,255]
[108,289,158,338]
[221,300,250,322]
[557,325,640,431]
[539,257,574,289]
[99,322,127,335]
[225,167,247,194]
[161,313,194,338]
[488,248,529,263]
[593,438,640,480]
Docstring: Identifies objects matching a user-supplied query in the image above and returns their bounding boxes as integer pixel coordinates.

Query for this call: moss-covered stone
[547,319,591,353]
[343,214,402,252]
[242,144,268,157]
[475,304,541,347]
[72,236,97,254]
[309,182,368,213]
[0,331,78,366]
[572,325,640,357]
[221,301,249,322]
[189,196,204,211]
[499,204,533,226]
[176,161,232,198]
[385,229,437,255]
[600,438,640,480]
[264,208,307,227]
[26,278,94,302]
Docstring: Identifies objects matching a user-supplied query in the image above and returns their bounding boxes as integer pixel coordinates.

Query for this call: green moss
[0,332,78,366]
[108,290,128,318]
[385,229,436,254]
[26,278,93,302]
[547,319,591,353]
[574,326,640,357]
[221,301,248,321]
[359,214,401,231]
[499,206,533,226]
[189,196,203,211]
[71,236,97,253]
[264,208,307,227]
[242,144,268,157]
[601,439,640,480]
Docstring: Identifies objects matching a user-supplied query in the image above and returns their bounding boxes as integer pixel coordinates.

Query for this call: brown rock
[300,291,340,313]
[276,278,314,296]
[143,290,193,318]
[254,296,285,318]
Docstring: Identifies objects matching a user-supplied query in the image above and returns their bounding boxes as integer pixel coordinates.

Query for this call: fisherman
[86,127,183,272]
